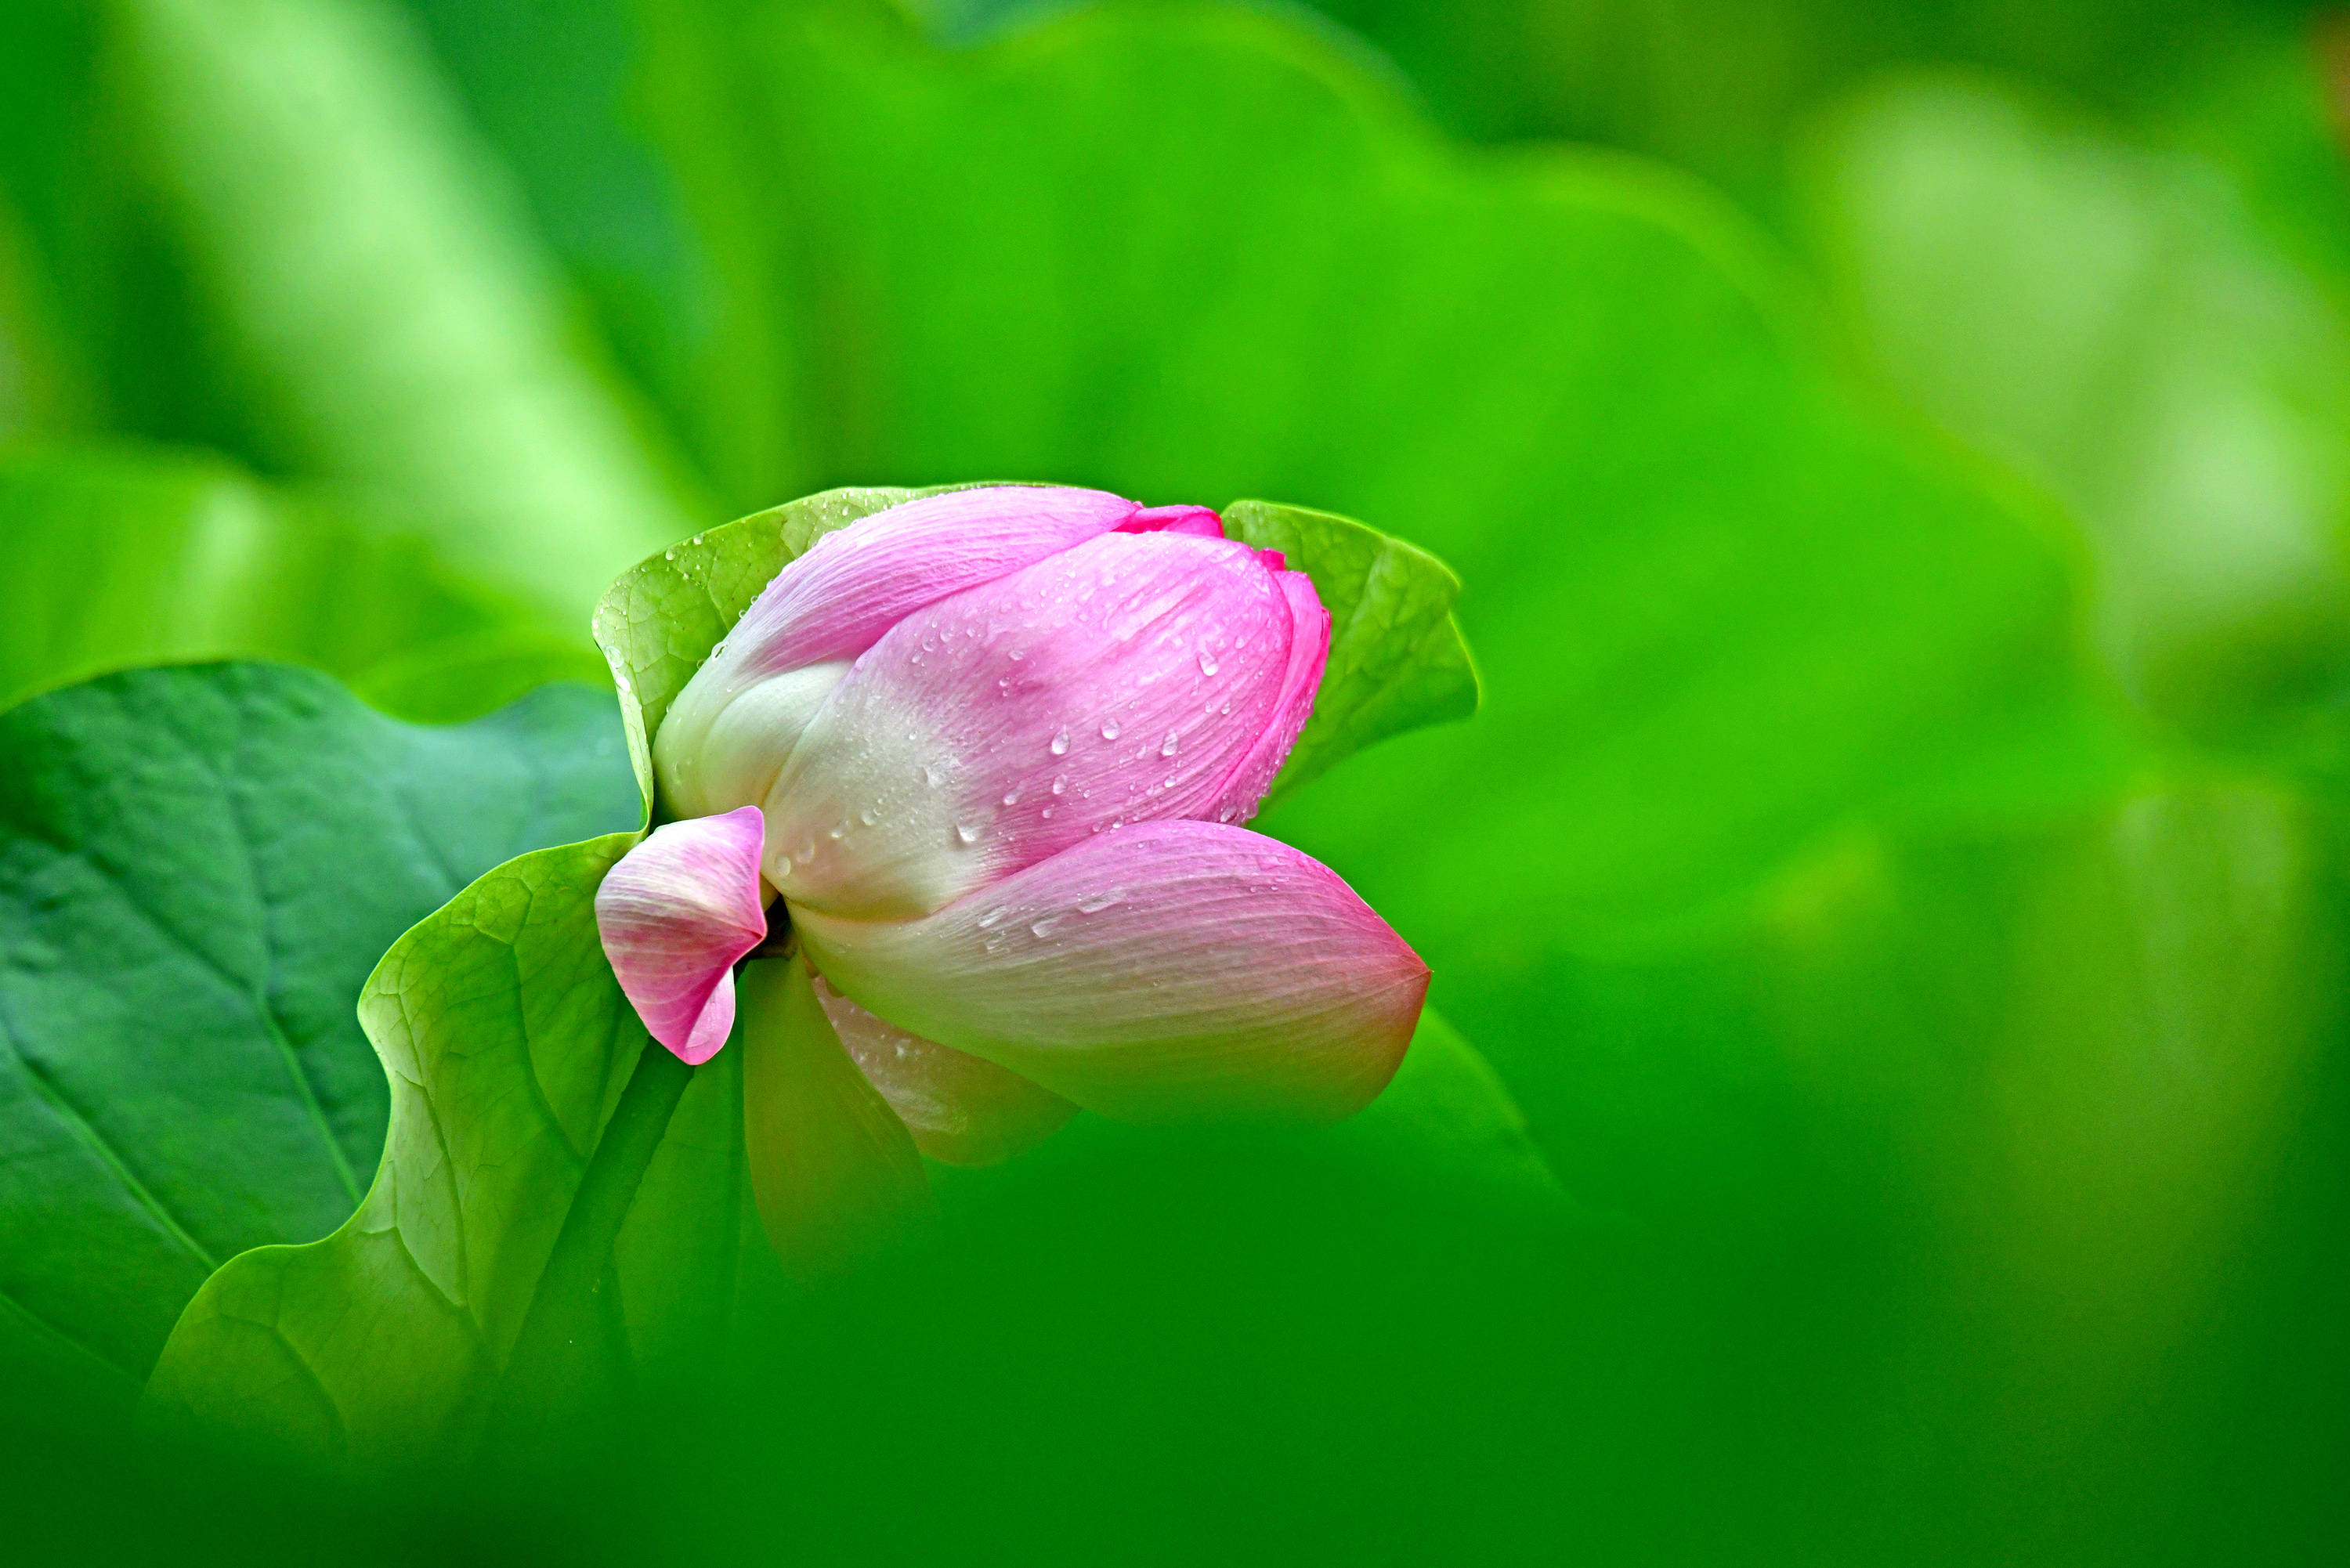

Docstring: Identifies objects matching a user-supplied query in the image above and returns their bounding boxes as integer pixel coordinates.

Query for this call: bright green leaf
[139,834,754,1470]
[1223,499,1478,801]
[1319,1006,1576,1216]
[0,663,638,1405]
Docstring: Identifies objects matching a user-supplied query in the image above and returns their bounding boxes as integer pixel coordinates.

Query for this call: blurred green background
[5,0,2350,1561]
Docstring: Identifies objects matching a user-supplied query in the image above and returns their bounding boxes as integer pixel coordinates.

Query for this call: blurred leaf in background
[0,443,608,718]
[381,0,2128,939]
[1795,70,2350,730]
[0,0,699,637]
[1282,1,2316,198]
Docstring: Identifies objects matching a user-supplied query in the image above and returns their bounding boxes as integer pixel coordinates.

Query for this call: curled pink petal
[812,974,1076,1166]
[1205,567,1329,826]
[765,530,1300,919]
[730,486,1141,675]
[656,487,1141,819]
[794,821,1428,1123]
[594,806,769,1064]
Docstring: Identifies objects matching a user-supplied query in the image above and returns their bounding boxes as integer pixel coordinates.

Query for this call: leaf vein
[0,994,220,1272]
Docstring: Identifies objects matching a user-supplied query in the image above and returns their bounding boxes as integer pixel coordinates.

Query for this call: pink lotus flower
[595,486,1428,1178]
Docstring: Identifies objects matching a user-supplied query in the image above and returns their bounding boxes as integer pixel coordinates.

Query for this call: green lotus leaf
[0,663,638,1411]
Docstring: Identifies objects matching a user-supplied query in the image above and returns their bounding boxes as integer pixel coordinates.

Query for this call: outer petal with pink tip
[811,974,1077,1166]
[765,529,1302,919]
[725,486,1144,676]
[792,821,1428,1123]
[594,806,769,1064]
[1206,567,1330,824]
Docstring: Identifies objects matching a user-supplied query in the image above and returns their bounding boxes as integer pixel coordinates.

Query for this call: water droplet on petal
[1051,775,1067,796]
[857,807,878,826]
[827,822,847,841]
[663,547,677,561]
[1161,732,1180,758]
[1101,721,1121,741]
[1076,890,1122,913]
[1030,914,1065,939]
[922,765,945,789]
[955,823,978,846]
[978,905,1012,930]
[1001,788,1020,807]
[1199,652,1219,676]
[795,836,817,862]
[1050,728,1070,757]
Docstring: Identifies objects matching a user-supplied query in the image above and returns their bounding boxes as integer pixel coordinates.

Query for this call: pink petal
[729,486,1142,675]
[765,530,1300,919]
[812,974,1076,1166]
[594,806,769,1064]
[794,821,1429,1123]
[1120,504,1225,537]
[656,486,1141,820]
[1205,567,1330,826]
